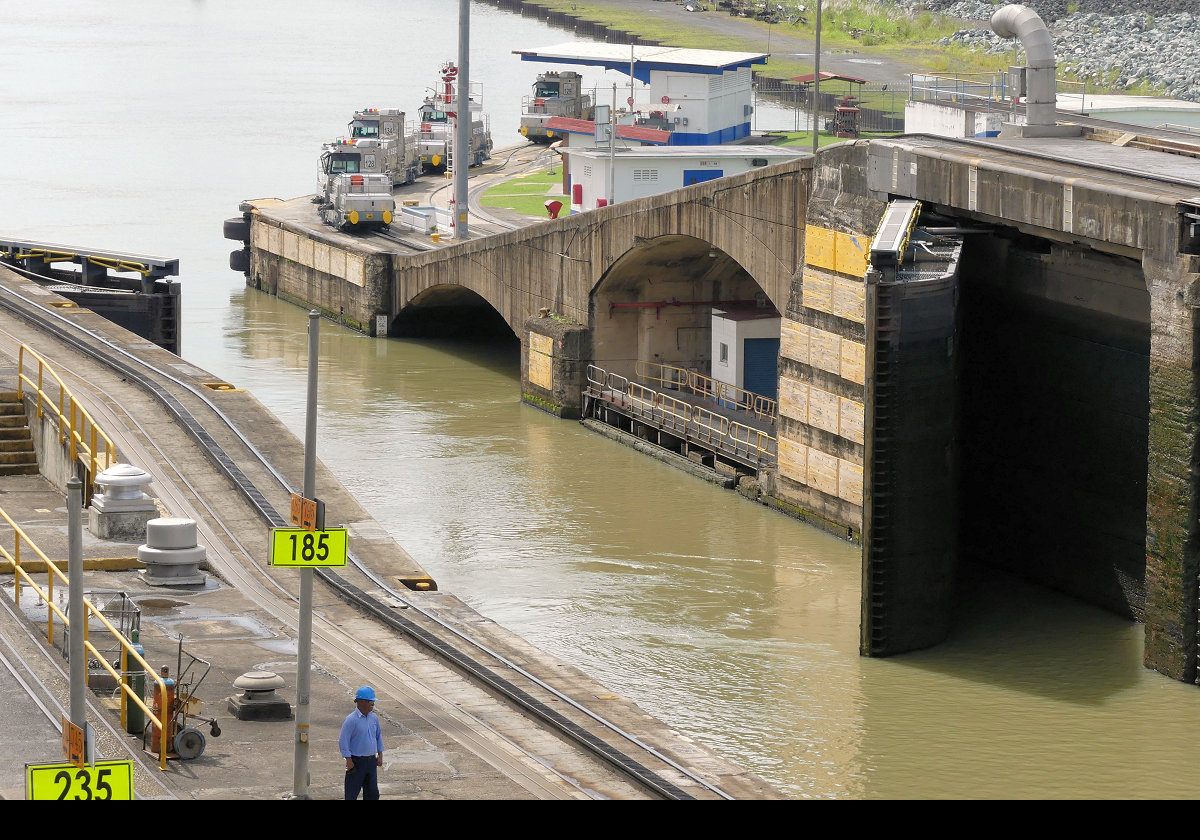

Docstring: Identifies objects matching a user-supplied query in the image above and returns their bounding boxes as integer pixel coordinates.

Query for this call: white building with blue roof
[513,43,768,146]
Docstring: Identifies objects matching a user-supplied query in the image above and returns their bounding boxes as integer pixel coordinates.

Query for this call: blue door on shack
[743,337,780,400]
[683,169,722,187]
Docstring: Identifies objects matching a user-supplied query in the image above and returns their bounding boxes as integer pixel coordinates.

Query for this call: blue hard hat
[354,686,376,701]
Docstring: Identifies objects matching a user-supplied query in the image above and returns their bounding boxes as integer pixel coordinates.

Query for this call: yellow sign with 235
[26,760,133,800]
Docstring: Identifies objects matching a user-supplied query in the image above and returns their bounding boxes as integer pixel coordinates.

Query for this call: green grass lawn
[480,170,569,218]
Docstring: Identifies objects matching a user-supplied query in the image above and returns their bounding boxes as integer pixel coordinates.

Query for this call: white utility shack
[562,145,808,211]
[513,43,768,145]
[711,303,782,400]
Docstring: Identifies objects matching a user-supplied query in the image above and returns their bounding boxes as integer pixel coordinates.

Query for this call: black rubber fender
[223,216,250,242]
[229,248,250,273]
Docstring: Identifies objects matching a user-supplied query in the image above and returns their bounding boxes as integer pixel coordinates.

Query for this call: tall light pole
[454,0,470,240]
[291,310,319,799]
[811,0,822,155]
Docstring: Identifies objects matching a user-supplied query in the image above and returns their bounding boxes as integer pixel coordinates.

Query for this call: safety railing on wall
[586,364,777,466]
[909,73,1090,116]
[635,360,777,423]
[909,73,1009,111]
[17,344,118,487]
[3,507,168,769]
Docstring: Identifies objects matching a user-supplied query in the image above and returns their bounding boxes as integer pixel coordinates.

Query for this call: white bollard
[139,517,206,586]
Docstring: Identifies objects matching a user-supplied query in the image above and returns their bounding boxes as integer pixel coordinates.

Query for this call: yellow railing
[5,250,152,277]
[635,360,777,423]
[3,507,168,770]
[729,421,777,462]
[17,344,118,484]
[586,364,776,464]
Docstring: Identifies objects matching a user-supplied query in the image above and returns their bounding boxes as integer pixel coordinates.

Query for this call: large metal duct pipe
[991,3,1057,127]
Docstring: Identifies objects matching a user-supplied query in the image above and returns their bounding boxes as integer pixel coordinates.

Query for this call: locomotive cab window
[329,154,360,174]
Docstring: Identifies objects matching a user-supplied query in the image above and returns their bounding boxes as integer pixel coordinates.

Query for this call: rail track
[0,266,745,800]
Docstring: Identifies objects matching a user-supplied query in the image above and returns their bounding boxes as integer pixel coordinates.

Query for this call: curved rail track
[0,266,742,800]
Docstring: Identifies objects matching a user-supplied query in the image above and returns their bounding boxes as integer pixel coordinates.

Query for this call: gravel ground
[896,1,1200,101]
[906,0,1198,22]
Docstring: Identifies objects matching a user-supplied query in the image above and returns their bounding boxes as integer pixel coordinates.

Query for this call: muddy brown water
[3,0,1198,798]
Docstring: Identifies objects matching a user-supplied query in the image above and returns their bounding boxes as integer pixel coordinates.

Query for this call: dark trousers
[345,755,379,800]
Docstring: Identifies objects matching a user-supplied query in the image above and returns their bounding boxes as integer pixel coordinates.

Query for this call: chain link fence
[754,75,907,134]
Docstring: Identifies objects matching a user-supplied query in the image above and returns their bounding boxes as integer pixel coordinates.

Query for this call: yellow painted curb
[0,557,142,574]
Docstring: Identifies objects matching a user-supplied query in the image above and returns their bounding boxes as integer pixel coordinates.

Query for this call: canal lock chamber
[862,204,1150,656]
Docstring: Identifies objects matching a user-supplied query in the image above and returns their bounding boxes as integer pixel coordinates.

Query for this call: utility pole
[67,477,85,745]
[454,0,470,240]
[629,43,635,107]
[812,0,823,155]
[291,311,319,799]
[609,83,617,205]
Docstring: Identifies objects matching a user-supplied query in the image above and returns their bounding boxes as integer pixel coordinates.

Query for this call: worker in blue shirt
[339,685,385,800]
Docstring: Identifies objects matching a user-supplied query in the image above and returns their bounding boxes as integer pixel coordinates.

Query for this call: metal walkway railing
[635,360,777,424]
[586,364,776,468]
[5,507,169,770]
[18,343,118,493]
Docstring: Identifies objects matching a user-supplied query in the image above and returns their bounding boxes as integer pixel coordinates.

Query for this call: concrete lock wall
[23,393,92,493]
[249,216,391,335]
[770,143,884,540]
[522,313,591,419]
[1144,247,1200,682]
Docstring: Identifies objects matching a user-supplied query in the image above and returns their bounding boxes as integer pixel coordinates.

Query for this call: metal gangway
[585,362,777,470]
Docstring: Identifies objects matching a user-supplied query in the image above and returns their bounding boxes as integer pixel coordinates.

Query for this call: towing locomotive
[417,61,493,172]
[318,172,394,232]
[519,70,595,143]
[315,64,493,233]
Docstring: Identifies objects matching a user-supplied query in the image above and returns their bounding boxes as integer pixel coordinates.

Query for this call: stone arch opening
[589,234,780,397]
[389,284,518,344]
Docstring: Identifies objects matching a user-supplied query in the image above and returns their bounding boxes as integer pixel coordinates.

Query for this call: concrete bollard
[227,671,293,721]
[89,463,158,540]
[139,517,206,586]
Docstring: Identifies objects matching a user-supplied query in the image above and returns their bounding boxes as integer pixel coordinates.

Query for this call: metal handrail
[17,343,118,483]
[627,381,658,417]
[635,360,689,391]
[635,360,777,423]
[587,363,777,467]
[656,391,691,436]
[2,505,168,770]
[692,405,728,448]
[729,421,776,461]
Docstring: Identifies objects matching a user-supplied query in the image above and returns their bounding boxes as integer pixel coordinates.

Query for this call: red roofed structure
[544,116,672,146]
[790,71,869,86]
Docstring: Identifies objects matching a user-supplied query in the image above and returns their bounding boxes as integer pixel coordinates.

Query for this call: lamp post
[291,310,319,799]
[454,0,470,240]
